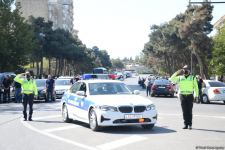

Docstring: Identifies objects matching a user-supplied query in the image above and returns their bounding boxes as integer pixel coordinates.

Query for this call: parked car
[55,79,71,99]
[61,80,157,131]
[150,79,175,97]
[202,80,225,104]
[35,79,53,102]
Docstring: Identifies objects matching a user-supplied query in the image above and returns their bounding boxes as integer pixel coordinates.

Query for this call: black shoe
[183,125,188,129]
[189,125,192,130]
[28,116,32,121]
[24,118,27,121]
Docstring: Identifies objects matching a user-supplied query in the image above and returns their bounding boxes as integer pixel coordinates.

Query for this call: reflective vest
[14,74,38,96]
[169,71,199,97]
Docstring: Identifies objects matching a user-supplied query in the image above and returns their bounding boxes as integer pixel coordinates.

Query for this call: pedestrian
[3,75,11,103]
[0,84,3,103]
[14,80,22,103]
[14,71,37,121]
[46,75,55,102]
[196,75,203,103]
[169,65,199,130]
[70,76,77,85]
[145,77,152,96]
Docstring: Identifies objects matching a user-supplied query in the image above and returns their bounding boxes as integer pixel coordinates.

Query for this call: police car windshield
[55,79,70,86]
[89,82,131,95]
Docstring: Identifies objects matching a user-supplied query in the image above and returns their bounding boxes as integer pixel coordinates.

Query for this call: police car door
[75,82,90,122]
[67,82,82,120]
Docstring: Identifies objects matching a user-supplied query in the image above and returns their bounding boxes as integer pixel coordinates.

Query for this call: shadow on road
[100,125,176,134]
[32,120,64,124]
[69,120,176,134]
[192,128,225,133]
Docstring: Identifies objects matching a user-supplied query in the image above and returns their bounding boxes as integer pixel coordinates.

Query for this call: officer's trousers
[146,86,151,96]
[23,94,34,119]
[180,94,193,126]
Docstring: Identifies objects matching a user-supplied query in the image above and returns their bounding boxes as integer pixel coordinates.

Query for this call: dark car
[35,79,47,101]
[150,79,175,97]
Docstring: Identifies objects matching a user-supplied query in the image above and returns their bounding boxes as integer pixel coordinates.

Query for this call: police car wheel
[202,95,210,104]
[142,124,154,130]
[62,104,72,123]
[89,109,100,131]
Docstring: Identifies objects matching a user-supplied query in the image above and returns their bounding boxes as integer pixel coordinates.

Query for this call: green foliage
[91,46,112,69]
[111,58,124,69]
[0,1,113,75]
[210,25,225,75]
[0,1,36,71]
[143,1,213,77]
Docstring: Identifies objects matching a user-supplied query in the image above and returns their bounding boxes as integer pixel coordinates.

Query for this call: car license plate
[56,91,63,94]
[124,114,143,119]
[158,86,165,88]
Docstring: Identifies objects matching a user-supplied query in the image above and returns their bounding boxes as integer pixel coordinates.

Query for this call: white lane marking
[96,135,147,150]
[21,119,98,150]
[194,114,225,119]
[159,113,225,119]
[43,125,80,133]
[32,115,61,120]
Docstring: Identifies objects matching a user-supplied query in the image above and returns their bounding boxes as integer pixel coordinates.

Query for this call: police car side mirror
[133,90,140,95]
[76,91,86,97]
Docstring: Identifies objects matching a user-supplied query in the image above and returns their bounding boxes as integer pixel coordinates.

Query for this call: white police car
[61,80,157,131]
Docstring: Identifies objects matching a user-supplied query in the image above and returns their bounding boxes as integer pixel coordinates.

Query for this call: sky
[74,0,225,59]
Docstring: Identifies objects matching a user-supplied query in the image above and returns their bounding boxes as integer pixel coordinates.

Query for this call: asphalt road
[0,77,225,150]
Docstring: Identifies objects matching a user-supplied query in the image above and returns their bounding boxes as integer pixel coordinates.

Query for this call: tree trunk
[55,58,58,76]
[48,58,51,75]
[36,61,39,76]
[40,57,43,76]
[193,49,205,78]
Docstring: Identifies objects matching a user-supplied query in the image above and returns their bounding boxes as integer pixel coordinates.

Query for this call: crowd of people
[0,71,81,104]
[0,75,14,103]
[138,73,204,103]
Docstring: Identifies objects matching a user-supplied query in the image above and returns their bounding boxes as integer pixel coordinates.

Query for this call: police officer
[14,71,37,121]
[169,65,199,129]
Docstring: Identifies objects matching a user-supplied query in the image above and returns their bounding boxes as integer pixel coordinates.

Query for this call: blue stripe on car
[65,94,94,111]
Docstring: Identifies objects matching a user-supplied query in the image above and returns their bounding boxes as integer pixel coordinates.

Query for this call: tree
[111,58,124,70]
[91,46,112,69]
[143,1,213,77]
[210,25,225,76]
[29,16,53,75]
[178,1,213,78]
[0,1,36,71]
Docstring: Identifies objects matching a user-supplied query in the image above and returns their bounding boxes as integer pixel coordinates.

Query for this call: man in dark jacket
[3,75,11,103]
[14,80,22,103]
[46,75,55,102]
